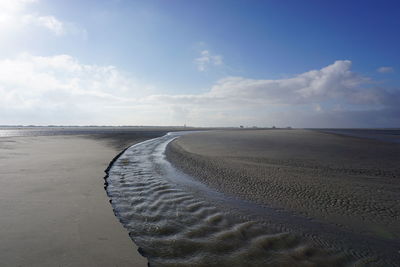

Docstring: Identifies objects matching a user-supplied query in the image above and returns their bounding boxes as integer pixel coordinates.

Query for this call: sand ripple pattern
[105,134,394,266]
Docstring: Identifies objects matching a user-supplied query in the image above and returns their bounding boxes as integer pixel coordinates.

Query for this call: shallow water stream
[105,132,399,266]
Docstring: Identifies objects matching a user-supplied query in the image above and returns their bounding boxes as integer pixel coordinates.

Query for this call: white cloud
[377,66,394,73]
[0,55,398,127]
[23,15,65,35]
[0,0,31,27]
[146,60,399,127]
[0,0,36,13]
[0,53,155,125]
[158,60,378,106]
[0,0,80,36]
[194,50,223,71]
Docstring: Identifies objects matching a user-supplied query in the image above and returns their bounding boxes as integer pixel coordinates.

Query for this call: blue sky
[0,0,399,127]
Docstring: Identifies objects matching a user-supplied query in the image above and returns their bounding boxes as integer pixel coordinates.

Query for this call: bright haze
[0,0,399,127]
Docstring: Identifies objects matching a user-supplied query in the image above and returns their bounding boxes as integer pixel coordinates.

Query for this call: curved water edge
[104,132,400,266]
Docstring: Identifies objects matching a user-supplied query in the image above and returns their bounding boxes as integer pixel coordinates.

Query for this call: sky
[0,0,399,127]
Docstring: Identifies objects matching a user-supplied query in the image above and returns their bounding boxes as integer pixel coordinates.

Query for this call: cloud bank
[149,60,399,127]
[0,53,154,125]
[0,54,398,127]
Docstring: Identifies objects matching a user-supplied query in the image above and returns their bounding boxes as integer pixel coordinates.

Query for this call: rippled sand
[166,129,400,264]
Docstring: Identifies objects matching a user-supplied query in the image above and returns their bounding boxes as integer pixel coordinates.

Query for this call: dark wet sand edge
[102,139,150,261]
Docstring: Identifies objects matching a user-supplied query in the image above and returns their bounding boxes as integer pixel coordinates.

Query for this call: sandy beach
[2,128,399,266]
[167,129,400,240]
[0,132,166,267]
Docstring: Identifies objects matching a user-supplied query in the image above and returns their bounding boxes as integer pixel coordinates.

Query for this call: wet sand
[167,129,400,241]
[0,132,166,267]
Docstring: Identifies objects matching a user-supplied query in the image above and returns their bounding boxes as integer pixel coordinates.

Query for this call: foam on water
[105,133,399,266]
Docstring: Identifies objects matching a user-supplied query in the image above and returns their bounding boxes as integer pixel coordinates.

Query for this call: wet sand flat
[0,134,161,267]
[167,129,400,240]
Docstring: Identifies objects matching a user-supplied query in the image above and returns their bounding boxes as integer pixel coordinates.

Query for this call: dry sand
[0,133,164,267]
[167,129,400,240]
